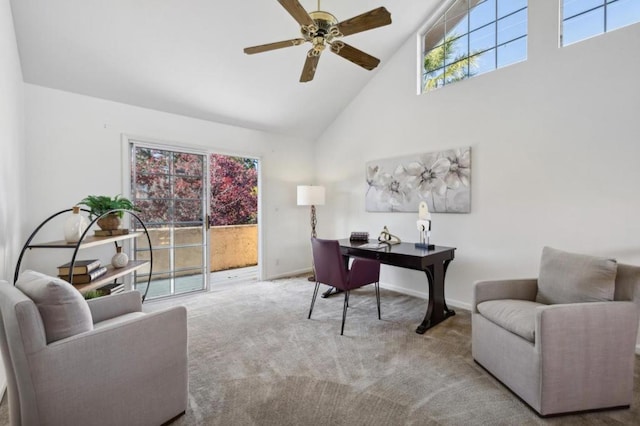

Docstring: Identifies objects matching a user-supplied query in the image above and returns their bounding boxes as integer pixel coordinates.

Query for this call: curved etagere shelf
[13,208,153,302]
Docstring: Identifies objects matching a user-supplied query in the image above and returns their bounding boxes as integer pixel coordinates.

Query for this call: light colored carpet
[1,276,639,425]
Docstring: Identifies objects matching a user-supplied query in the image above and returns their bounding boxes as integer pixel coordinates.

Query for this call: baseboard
[379,281,471,311]
[265,268,312,281]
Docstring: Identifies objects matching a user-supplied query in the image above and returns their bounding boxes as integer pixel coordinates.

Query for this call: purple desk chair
[309,238,381,335]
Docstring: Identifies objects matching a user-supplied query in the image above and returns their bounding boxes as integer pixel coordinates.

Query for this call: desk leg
[415,259,455,334]
[442,259,455,318]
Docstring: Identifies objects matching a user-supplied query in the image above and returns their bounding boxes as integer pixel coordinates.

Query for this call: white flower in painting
[443,148,470,189]
[401,154,451,198]
[366,165,382,192]
[377,168,410,208]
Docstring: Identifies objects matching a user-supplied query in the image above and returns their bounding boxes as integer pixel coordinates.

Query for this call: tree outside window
[209,154,258,226]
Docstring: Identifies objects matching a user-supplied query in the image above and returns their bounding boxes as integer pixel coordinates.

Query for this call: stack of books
[98,283,125,296]
[58,259,107,284]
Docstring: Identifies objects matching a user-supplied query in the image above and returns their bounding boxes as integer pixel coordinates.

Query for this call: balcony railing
[136,224,258,277]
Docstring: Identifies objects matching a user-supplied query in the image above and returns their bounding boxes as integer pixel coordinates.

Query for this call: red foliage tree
[209,154,257,226]
[133,149,257,227]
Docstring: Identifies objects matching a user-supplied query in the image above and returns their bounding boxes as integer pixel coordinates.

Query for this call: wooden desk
[335,240,456,334]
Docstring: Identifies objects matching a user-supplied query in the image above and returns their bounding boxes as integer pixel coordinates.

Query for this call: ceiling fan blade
[300,51,320,82]
[244,38,306,55]
[330,42,380,70]
[336,7,392,37]
[278,0,314,27]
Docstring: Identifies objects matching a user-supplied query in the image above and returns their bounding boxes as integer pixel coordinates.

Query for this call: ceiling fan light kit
[244,0,392,82]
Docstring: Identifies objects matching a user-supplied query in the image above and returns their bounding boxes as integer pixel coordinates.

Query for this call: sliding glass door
[130,143,208,299]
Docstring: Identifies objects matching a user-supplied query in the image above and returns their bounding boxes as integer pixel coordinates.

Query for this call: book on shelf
[97,283,124,296]
[59,266,108,284]
[57,259,101,275]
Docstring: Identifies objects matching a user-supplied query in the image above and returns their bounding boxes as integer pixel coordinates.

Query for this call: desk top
[339,239,455,257]
[338,239,455,271]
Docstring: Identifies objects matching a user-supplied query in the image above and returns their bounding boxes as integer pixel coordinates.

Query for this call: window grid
[561,0,640,46]
[421,0,528,93]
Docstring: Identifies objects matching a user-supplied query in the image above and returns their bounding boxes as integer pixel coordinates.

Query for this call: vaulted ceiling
[10,0,443,140]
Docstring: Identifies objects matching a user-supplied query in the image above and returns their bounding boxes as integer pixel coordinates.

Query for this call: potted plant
[78,195,139,231]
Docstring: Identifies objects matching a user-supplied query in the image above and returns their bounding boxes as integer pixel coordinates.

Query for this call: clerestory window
[420,0,527,93]
[561,0,640,46]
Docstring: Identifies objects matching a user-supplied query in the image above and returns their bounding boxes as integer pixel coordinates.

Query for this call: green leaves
[78,194,140,219]
[423,35,479,91]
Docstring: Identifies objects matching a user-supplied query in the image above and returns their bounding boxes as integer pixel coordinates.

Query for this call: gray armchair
[472,247,640,416]
[0,275,188,426]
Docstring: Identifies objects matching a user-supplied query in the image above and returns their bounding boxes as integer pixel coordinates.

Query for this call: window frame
[417,0,528,94]
[560,0,640,47]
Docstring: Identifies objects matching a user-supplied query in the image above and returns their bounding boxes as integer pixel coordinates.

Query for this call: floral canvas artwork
[366,147,471,213]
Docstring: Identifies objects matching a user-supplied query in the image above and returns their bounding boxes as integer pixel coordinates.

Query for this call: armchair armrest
[348,257,381,289]
[472,278,538,313]
[536,301,639,352]
[87,290,142,324]
[535,301,639,409]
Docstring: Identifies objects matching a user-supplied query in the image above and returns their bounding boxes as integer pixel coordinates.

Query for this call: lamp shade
[297,185,325,206]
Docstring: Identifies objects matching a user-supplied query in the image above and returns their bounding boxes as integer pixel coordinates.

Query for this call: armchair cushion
[15,270,93,343]
[536,246,617,305]
[477,299,545,342]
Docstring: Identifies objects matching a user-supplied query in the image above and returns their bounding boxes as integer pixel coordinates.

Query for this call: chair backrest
[0,281,47,426]
[311,238,348,290]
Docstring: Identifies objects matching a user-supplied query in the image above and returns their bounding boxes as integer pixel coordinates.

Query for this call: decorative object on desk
[58,266,108,284]
[297,185,326,281]
[57,259,101,276]
[415,201,434,250]
[111,246,129,269]
[377,226,401,246]
[349,232,369,242]
[63,206,89,243]
[365,146,471,213]
[78,194,140,231]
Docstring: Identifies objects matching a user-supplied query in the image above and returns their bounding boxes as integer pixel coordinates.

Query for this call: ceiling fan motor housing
[302,11,340,41]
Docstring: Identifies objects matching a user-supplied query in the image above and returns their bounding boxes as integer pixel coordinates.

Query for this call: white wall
[0,0,25,402]
[22,84,316,281]
[315,0,640,314]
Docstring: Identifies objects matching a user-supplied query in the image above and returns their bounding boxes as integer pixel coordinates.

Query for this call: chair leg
[375,281,381,320]
[341,290,350,335]
[308,281,320,319]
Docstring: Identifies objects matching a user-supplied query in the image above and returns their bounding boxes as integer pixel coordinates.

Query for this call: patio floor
[137,266,258,300]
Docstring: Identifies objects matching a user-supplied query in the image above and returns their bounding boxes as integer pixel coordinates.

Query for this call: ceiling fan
[244,0,392,82]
